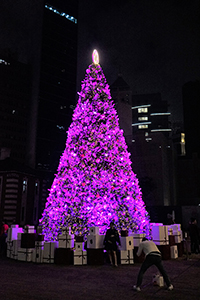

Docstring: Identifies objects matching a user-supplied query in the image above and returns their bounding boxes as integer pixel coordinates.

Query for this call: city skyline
[77,0,200,125]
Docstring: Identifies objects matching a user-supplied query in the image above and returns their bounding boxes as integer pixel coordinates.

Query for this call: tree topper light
[92,49,99,65]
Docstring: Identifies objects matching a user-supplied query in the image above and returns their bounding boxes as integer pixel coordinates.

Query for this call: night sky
[77,0,200,124]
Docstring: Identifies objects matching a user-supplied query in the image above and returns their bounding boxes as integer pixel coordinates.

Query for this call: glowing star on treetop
[92,49,99,65]
[40,50,150,241]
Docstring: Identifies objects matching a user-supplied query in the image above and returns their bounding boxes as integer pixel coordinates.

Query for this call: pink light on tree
[40,50,150,241]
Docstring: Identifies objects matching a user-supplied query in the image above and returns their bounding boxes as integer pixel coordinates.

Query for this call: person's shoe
[133,285,141,292]
[114,264,118,267]
[168,284,173,291]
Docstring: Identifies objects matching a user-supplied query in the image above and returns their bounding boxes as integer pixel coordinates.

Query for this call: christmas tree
[40,50,150,241]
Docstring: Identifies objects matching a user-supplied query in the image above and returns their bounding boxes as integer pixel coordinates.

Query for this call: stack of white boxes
[58,227,74,249]
[170,224,182,257]
[6,225,24,259]
[87,226,105,249]
[151,225,169,245]
[18,225,36,262]
[74,239,87,265]
[120,235,134,264]
[43,241,58,263]
[32,227,45,263]
[170,245,178,259]
[170,224,182,244]
[24,225,35,234]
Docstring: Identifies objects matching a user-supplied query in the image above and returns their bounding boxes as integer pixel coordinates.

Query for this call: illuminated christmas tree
[40,50,150,241]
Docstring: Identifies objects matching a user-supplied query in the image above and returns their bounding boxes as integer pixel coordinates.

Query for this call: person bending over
[133,237,173,291]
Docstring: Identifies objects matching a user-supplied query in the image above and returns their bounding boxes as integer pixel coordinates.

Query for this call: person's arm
[104,230,109,245]
[116,231,121,245]
[137,243,143,257]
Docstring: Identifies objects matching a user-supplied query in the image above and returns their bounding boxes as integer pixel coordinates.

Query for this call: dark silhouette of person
[0,219,9,255]
[133,238,173,291]
[188,217,199,254]
[104,222,121,267]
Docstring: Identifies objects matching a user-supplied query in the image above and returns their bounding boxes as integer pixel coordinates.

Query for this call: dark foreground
[1,254,200,300]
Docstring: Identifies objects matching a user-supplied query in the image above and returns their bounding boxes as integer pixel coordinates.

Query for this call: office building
[0,59,31,164]
[36,1,78,172]
[0,1,79,223]
[111,77,175,207]
[132,93,171,138]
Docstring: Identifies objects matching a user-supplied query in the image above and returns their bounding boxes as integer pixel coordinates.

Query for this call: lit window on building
[35,182,38,195]
[138,116,148,121]
[181,133,186,156]
[22,180,27,193]
[146,138,152,142]
[181,133,185,144]
[150,112,171,116]
[138,107,148,113]
[151,129,172,132]
[138,124,148,129]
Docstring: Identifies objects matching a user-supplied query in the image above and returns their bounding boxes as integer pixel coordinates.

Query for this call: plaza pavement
[0,254,200,300]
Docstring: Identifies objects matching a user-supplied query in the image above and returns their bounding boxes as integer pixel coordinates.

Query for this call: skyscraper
[0,1,79,223]
[111,77,175,208]
[36,1,78,172]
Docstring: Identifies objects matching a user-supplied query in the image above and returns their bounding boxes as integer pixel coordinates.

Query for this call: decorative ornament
[92,49,99,65]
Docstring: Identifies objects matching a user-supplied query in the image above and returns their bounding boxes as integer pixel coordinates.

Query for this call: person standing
[0,220,9,255]
[133,238,173,291]
[188,218,200,254]
[104,222,121,267]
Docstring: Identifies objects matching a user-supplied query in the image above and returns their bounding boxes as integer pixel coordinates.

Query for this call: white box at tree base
[89,226,99,235]
[43,241,58,263]
[18,248,34,262]
[32,245,44,263]
[152,274,164,287]
[17,232,23,240]
[61,227,71,235]
[12,240,21,260]
[24,225,35,234]
[87,234,105,249]
[120,250,134,264]
[168,227,173,236]
[73,250,87,265]
[130,233,145,247]
[75,242,85,251]
[170,224,181,233]
[6,241,13,258]
[173,231,182,244]
[7,227,24,241]
[152,225,169,245]
[120,236,134,250]
[170,245,178,259]
[58,234,74,248]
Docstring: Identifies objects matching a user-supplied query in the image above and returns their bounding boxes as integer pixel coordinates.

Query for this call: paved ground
[1,254,200,300]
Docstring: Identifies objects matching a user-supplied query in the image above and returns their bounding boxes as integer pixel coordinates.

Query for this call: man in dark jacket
[188,218,199,254]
